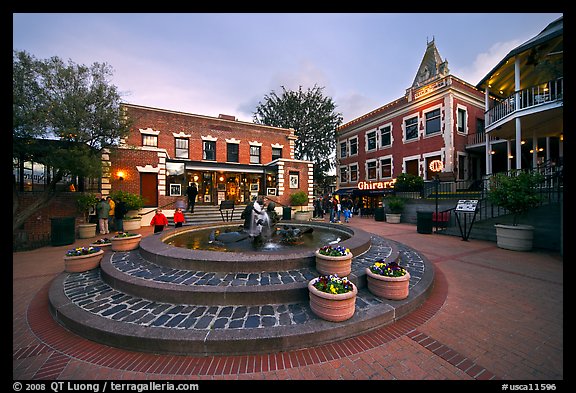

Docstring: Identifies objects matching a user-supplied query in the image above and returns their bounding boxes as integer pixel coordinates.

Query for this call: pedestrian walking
[96,197,111,234]
[173,207,185,228]
[150,208,169,233]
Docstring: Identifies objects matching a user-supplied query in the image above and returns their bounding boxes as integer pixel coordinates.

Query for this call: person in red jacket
[173,207,185,228]
[150,208,169,233]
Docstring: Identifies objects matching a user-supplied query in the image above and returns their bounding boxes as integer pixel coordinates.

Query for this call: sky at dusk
[13,12,563,124]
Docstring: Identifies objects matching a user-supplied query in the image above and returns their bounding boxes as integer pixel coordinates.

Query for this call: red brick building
[336,39,486,207]
[105,104,313,217]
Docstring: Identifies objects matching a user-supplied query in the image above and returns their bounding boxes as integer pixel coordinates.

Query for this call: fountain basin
[138,221,372,273]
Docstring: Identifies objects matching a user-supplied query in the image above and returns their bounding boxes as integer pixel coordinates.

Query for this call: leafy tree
[13,50,131,231]
[253,85,343,189]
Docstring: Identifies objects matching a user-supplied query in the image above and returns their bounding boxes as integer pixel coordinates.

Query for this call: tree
[13,50,131,232]
[253,85,343,189]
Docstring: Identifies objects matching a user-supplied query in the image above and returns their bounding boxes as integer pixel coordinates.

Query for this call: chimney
[218,114,236,121]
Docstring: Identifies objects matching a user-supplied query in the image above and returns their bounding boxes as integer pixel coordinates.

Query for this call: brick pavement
[13,218,563,381]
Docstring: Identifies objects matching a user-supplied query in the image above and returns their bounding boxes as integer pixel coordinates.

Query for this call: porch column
[514,58,523,170]
[484,89,492,175]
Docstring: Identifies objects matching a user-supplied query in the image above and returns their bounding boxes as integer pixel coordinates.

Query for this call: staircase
[168,204,247,226]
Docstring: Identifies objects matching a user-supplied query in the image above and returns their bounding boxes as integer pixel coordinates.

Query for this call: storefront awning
[334,188,395,197]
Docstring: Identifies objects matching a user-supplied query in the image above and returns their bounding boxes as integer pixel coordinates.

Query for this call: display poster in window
[267,188,277,196]
[289,174,299,189]
[170,183,181,196]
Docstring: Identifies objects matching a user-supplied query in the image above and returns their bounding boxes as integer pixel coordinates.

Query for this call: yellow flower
[330,284,337,294]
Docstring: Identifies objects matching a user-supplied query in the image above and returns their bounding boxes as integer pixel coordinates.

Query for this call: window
[349,137,358,156]
[227,143,239,163]
[425,109,441,135]
[457,108,467,133]
[340,166,348,183]
[175,138,188,159]
[380,158,392,179]
[476,118,485,134]
[367,161,377,180]
[366,131,377,151]
[380,126,391,148]
[142,134,158,147]
[203,141,216,160]
[405,117,418,141]
[340,141,347,158]
[250,145,261,164]
[349,164,358,182]
[272,147,282,161]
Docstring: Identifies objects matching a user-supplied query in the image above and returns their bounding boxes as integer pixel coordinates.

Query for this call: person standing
[173,207,185,228]
[150,208,169,233]
[106,196,116,231]
[96,197,111,235]
[185,183,199,213]
[114,200,127,232]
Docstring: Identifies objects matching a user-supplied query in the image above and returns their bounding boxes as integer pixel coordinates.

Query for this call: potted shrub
[308,274,357,322]
[315,245,353,276]
[110,231,142,251]
[393,173,424,198]
[109,191,145,230]
[64,246,103,273]
[366,258,410,300]
[385,196,405,224]
[76,193,99,238]
[486,170,544,251]
[290,190,312,221]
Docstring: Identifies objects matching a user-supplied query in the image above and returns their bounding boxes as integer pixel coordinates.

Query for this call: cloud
[453,39,523,86]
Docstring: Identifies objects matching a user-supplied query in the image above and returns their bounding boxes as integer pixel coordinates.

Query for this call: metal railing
[486,77,563,127]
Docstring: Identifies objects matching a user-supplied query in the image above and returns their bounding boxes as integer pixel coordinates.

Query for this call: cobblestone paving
[62,236,425,331]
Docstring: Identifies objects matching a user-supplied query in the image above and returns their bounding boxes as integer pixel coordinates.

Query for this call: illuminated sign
[414,79,448,99]
[357,179,396,190]
[429,160,444,172]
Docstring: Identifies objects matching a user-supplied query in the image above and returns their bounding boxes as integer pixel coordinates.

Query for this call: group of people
[312,195,355,224]
[95,196,128,235]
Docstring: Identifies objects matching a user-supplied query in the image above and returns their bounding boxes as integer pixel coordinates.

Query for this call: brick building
[105,104,313,219]
[335,39,486,208]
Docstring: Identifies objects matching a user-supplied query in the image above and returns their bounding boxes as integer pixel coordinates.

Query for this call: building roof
[476,16,563,92]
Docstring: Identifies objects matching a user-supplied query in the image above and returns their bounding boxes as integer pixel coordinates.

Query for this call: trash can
[416,211,433,234]
[51,216,76,246]
[374,207,385,221]
[282,206,292,220]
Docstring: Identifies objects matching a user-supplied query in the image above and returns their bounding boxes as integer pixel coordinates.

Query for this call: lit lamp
[116,171,125,181]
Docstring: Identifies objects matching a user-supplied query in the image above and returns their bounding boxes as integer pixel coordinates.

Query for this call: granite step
[48,234,434,356]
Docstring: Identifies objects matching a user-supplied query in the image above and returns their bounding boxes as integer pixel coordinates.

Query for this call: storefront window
[166,162,185,196]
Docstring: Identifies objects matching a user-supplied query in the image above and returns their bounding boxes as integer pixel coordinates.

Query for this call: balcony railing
[486,77,563,127]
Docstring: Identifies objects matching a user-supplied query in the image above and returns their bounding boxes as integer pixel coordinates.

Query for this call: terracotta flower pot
[366,267,410,300]
[111,234,142,251]
[314,250,353,277]
[64,249,104,273]
[308,279,357,322]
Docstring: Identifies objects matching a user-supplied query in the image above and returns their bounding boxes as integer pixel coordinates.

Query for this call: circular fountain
[48,204,434,356]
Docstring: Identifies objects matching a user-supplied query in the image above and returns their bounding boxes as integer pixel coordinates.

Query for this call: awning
[334,188,395,197]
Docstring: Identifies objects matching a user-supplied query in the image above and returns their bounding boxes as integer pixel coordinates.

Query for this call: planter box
[123,218,142,231]
[308,279,357,322]
[77,223,97,239]
[315,250,353,277]
[366,267,410,300]
[494,224,534,252]
[111,234,142,251]
[386,213,401,224]
[64,249,104,273]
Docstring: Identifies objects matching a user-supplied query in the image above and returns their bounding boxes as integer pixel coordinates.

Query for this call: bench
[432,211,450,228]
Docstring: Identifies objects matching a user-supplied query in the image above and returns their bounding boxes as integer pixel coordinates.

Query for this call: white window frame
[424,104,442,137]
[339,140,348,159]
[348,136,359,156]
[457,105,468,135]
[403,114,419,143]
[339,165,348,184]
[379,155,393,180]
[365,129,377,152]
[365,159,377,181]
[349,163,359,183]
[379,123,393,149]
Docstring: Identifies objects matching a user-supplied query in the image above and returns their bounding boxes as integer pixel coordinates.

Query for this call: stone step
[48,233,434,356]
